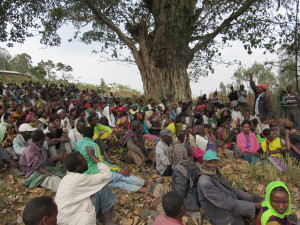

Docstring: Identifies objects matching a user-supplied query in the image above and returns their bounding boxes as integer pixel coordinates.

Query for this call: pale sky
[0,26,278,98]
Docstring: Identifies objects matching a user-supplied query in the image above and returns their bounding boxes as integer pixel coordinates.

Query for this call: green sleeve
[98,124,112,133]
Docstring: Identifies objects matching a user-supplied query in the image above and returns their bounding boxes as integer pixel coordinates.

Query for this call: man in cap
[156,128,174,176]
[13,123,37,158]
[249,73,273,131]
[197,150,262,225]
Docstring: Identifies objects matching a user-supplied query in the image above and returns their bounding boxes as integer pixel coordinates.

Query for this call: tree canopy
[1,0,298,100]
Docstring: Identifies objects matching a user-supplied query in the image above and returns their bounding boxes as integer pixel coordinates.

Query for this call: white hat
[57,109,64,114]
[18,124,37,132]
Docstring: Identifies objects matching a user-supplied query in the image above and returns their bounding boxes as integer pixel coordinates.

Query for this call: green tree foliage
[0,0,298,100]
[219,81,227,94]
[38,60,56,81]
[56,62,73,82]
[29,63,47,80]
[276,48,297,90]
[0,47,11,70]
[232,61,277,91]
[9,53,32,73]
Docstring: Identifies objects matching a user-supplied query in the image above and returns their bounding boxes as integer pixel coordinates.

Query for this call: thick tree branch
[81,0,142,65]
[191,0,257,55]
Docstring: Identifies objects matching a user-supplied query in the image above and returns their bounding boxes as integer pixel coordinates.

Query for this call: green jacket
[88,123,112,140]
[0,115,13,144]
[75,137,120,174]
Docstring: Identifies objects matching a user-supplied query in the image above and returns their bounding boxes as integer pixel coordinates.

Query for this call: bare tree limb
[191,0,257,55]
[81,0,142,66]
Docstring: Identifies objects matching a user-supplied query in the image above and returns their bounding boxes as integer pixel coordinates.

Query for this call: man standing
[55,150,116,225]
[237,85,247,109]
[228,86,238,106]
[284,85,300,130]
[250,73,273,131]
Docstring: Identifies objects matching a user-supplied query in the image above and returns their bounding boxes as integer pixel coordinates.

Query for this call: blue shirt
[255,93,263,115]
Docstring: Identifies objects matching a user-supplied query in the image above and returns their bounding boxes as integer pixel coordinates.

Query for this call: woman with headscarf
[129,104,139,119]
[170,131,200,220]
[256,181,294,225]
[25,112,38,127]
[145,110,161,135]
[189,125,206,165]
[102,105,116,127]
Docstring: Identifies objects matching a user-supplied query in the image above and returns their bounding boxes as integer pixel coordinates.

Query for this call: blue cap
[203,150,220,161]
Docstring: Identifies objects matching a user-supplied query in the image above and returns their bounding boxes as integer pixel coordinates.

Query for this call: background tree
[0,0,297,100]
[9,53,32,73]
[219,81,227,95]
[38,60,56,81]
[0,47,11,70]
[56,62,74,82]
[232,61,278,92]
[29,63,47,80]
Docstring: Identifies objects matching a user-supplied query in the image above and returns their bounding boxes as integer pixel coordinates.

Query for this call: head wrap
[261,181,291,225]
[25,112,36,123]
[196,104,205,111]
[145,110,153,119]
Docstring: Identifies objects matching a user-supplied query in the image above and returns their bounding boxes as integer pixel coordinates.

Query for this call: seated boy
[55,150,116,225]
[153,191,186,225]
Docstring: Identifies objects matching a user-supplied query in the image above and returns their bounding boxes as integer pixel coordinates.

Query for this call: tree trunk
[138,58,192,102]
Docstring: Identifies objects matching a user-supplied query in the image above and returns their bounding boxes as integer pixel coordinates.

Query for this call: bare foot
[144,181,153,187]
[138,186,150,193]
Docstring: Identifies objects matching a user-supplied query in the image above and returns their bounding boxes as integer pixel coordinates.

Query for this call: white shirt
[231,110,243,122]
[61,117,72,132]
[196,135,208,152]
[68,128,83,150]
[176,107,182,115]
[55,162,112,225]
[237,90,247,103]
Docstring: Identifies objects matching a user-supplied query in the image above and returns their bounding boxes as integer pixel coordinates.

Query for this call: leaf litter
[0,148,299,225]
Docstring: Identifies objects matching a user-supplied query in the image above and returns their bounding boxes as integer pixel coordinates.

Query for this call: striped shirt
[285,92,299,108]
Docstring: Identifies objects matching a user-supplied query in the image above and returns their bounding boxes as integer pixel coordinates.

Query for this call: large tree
[0,0,297,100]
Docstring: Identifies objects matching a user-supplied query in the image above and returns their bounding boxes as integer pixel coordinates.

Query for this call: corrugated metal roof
[0,70,32,77]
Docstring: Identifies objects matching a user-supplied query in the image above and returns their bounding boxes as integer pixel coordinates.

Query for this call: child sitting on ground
[256,181,297,225]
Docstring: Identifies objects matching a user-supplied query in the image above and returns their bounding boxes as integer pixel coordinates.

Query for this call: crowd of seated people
[0,80,299,225]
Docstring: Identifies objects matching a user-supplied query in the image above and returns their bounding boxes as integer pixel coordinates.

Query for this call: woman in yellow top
[261,129,283,158]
